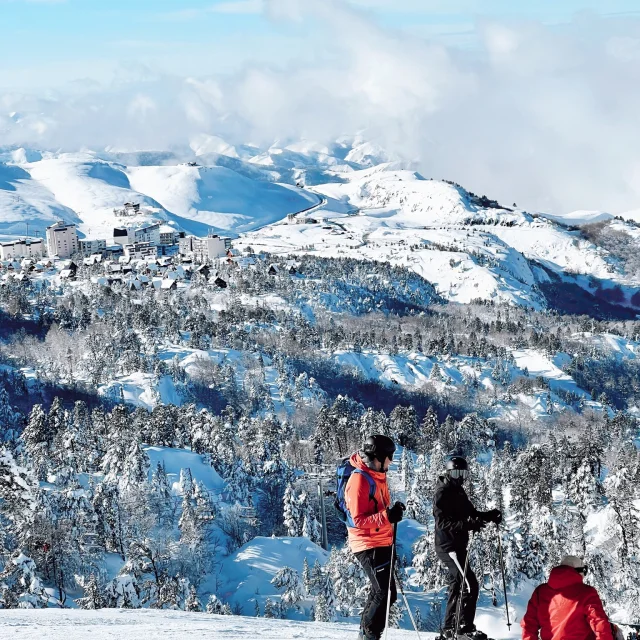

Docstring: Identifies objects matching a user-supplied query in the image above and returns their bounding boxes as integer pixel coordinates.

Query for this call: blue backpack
[335,457,378,528]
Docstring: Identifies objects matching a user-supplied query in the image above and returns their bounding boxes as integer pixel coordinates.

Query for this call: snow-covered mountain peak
[315,168,528,227]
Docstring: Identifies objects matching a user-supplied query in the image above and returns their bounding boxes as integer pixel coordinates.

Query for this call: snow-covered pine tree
[420,406,439,453]
[324,546,367,617]
[178,467,194,498]
[314,593,331,622]
[150,461,173,525]
[103,574,141,608]
[21,404,52,480]
[0,385,19,444]
[206,593,232,615]
[399,447,414,495]
[271,566,303,611]
[302,557,311,594]
[308,559,324,596]
[390,405,419,450]
[412,532,446,591]
[283,483,302,537]
[298,491,322,544]
[120,439,150,493]
[405,454,430,523]
[100,405,132,483]
[0,552,49,608]
[263,596,277,619]
[429,362,444,382]
[75,573,104,609]
[185,584,203,612]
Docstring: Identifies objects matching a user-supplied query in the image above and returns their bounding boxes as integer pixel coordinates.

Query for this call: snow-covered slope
[4,139,640,310]
[0,161,81,236]
[0,609,425,640]
[0,151,320,239]
[238,167,640,309]
[126,164,318,235]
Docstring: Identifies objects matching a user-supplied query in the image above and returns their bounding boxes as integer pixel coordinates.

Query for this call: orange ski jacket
[521,566,613,640]
[344,452,393,553]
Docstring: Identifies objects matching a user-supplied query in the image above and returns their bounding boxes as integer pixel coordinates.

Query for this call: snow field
[0,608,429,639]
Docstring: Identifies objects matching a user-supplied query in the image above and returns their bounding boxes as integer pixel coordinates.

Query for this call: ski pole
[496,525,511,630]
[393,565,422,640]
[455,545,471,638]
[448,550,471,593]
[384,522,398,640]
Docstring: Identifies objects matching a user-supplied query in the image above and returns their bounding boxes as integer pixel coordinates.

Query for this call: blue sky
[2,0,640,90]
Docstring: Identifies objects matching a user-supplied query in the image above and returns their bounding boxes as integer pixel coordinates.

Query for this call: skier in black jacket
[434,456,502,640]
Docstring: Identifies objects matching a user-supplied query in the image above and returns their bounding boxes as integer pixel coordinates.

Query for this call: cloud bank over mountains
[2,0,640,214]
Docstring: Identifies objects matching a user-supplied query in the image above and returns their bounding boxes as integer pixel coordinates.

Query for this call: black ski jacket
[433,475,484,553]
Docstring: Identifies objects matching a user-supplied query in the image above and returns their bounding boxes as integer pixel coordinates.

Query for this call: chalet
[213,277,227,289]
[59,269,75,280]
[196,264,211,279]
[234,257,256,270]
[127,279,142,291]
[60,260,78,275]
[268,264,280,275]
[160,279,177,291]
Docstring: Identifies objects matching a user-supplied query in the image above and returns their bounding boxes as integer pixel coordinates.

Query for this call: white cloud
[3,0,640,214]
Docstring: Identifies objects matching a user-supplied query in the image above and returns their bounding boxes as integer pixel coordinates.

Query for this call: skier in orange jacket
[344,435,405,640]
[521,556,613,640]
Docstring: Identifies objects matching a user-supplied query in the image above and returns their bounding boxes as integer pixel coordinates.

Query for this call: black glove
[467,516,486,532]
[387,501,406,524]
[484,509,502,525]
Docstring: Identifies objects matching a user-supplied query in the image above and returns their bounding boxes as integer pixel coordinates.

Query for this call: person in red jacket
[521,555,613,640]
[344,435,405,640]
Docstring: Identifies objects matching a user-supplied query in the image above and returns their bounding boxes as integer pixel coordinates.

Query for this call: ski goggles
[448,469,469,479]
[576,565,589,575]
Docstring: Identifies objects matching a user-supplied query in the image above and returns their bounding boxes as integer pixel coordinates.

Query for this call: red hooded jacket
[521,566,613,640]
[344,452,393,553]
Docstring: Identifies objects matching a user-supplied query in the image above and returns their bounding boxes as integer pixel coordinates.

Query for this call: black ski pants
[437,548,479,632]
[354,545,397,640]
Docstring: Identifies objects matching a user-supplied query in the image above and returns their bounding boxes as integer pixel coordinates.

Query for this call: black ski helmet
[445,455,469,480]
[445,456,468,472]
[363,434,396,463]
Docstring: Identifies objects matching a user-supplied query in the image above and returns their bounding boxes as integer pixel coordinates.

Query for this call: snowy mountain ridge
[3,137,640,312]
